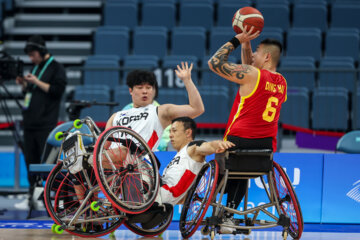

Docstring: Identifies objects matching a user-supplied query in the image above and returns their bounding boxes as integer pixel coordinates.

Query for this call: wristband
[229,37,240,48]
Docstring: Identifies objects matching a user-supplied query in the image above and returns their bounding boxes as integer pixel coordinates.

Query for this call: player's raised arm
[158,62,205,127]
[208,27,260,85]
[241,41,253,65]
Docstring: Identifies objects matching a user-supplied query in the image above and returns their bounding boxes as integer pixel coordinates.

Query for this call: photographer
[15,35,67,209]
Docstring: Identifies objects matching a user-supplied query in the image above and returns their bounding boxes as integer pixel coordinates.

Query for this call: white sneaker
[219,217,236,234]
[14,198,29,210]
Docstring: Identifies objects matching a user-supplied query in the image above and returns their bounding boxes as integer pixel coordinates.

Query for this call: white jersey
[160,144,206,205]
[112,104,164,151]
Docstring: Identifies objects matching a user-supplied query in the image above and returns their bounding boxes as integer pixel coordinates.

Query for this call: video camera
[0,51,24,81]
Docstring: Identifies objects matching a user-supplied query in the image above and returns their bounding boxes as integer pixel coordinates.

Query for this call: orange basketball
[232,6,264,34]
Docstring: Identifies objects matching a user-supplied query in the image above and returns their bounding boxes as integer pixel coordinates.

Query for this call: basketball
[232,6,264,34]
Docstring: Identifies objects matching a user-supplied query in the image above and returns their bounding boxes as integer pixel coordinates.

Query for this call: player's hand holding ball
[232,6,264,43]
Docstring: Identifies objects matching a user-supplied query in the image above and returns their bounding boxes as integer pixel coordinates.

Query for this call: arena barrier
[1,151,359,224]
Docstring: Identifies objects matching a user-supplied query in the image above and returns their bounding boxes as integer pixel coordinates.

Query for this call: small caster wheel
[201,226,210,236]
[54,225,64,234]
[109,231,116,238]
[51,223,57,233]
[282,230,288,240]
[210,230,215,240]
[91,201,100,211]
[55,132,64,141]
[73,119,83,129]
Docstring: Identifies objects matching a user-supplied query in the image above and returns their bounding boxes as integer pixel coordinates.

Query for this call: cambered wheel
[44,162,124,237]
[179,160,219,239]
[273,161,304,239]
[93,126,160,214]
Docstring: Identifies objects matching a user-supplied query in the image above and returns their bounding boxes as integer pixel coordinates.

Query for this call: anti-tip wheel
[73,119,83,129]
[282,230,288,240]
[51,223,57,233]
[54,132,64,141]
[210,230,215,240]
[201,226,210,236]
[54,225,64,234]
[90,201,101,212]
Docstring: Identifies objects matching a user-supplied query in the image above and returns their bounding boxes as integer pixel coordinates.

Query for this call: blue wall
[1,152,359,224]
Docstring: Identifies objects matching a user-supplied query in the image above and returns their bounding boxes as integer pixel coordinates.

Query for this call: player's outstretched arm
[208,27,259,85]
[159,62,205,127]
[188,140,235,162]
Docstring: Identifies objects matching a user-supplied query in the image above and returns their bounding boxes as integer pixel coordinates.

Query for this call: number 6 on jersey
[262,97,279,122]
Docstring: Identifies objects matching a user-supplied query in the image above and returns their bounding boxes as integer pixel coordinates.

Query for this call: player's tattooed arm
[208,42,252,83]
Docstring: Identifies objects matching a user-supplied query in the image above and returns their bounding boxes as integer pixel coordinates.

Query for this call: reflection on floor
[1,228,360,240]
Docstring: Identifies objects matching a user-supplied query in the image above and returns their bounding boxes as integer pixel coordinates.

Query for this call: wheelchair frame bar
[207,168,285,232]
[213,170,228,217]
[67,171,101,226]
[212,202,278,219]
[55,117,100,166]
[65,215,125,227]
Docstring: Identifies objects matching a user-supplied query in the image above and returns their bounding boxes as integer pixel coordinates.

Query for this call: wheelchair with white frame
[44,117,173,237]
[179,149,304,239]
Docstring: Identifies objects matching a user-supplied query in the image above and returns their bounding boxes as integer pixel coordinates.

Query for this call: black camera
[0,51,24,81]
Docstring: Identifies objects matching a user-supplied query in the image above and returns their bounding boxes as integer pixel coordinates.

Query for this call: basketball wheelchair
[180,149,304,239]
[44,117,173,237]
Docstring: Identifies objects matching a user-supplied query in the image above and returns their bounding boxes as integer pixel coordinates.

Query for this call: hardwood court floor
[1,229,360,240]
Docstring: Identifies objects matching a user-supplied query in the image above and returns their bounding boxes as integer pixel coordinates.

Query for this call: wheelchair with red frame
[179,149,303,239]
[44,117,173,237]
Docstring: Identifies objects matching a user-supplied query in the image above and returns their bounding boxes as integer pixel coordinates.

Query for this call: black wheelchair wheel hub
[127,164,135,172]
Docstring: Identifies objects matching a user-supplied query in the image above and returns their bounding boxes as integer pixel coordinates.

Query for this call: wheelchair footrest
[277,214,290,228]
[127,203,173,229]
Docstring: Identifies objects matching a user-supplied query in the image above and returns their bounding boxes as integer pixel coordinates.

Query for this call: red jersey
[224,68,287,151]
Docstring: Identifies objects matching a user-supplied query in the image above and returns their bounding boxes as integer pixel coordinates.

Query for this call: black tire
[124,204,173,237]
[179,160,219,239]
[93,126,160,214]
[44,162,123,237]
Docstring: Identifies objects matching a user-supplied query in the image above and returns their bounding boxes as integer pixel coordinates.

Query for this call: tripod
[0,81,26,195]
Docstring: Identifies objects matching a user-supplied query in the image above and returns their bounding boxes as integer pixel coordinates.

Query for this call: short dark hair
[260,38,282,53]
[172,117,197,139]
[126,70,159,99]
[24,35,48,56]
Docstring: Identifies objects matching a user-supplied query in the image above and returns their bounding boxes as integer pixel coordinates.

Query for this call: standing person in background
[208,27,287,233]
[15,35,67,209]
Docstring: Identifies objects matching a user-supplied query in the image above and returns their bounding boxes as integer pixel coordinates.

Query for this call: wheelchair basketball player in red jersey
[208,26,287,233]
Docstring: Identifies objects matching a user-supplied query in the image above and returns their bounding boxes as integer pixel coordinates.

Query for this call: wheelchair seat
[225,149,273,173]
